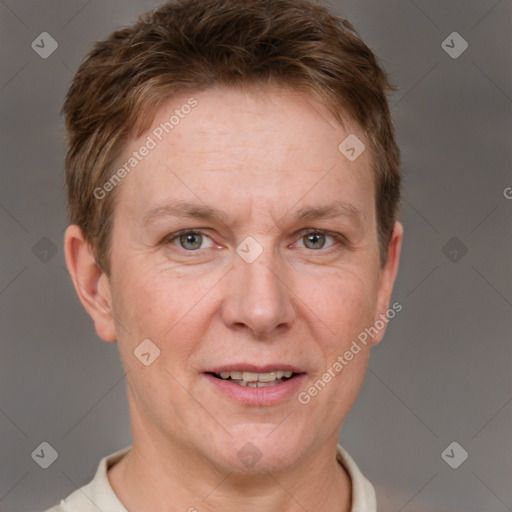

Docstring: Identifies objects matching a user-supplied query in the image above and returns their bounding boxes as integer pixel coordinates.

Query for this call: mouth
[206,370,301,388]
[203,364,307,404]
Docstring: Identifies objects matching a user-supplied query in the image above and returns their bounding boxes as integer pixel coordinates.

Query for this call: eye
[163,228,346,254]
[295,230,341,250]
[167,230,215,251]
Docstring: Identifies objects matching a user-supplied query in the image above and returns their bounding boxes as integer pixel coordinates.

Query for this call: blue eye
[297,230,339,250]
[163,228,345,255]
[170,230,214,251]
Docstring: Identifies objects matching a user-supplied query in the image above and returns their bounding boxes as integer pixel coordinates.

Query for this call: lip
[206,363,305,374]
[203,369,307,406]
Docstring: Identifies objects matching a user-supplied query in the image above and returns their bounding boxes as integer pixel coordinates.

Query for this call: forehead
[113,85,374,224]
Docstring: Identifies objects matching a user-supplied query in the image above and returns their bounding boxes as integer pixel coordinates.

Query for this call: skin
[64,85,402,512]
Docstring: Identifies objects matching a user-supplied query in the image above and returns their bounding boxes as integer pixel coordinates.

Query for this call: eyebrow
[142,199,363,227]
[143,200,230,226]
[292,200,363,224]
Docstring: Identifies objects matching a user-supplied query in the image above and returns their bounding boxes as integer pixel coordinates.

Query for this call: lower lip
[203,373,307,406]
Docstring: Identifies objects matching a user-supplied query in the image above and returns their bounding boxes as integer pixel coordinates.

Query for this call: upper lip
[206,363,305,374]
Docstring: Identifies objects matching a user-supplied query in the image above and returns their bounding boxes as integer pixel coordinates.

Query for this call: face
[84,86,401,474]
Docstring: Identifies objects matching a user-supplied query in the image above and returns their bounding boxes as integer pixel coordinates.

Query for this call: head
[63,0,402,475]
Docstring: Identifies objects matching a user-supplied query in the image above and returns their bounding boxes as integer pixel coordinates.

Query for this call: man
[46,0,402,510]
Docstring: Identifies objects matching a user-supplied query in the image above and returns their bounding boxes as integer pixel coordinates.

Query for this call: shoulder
[40,480,95,512]
[40,446,131,512]
[41,504,66,512]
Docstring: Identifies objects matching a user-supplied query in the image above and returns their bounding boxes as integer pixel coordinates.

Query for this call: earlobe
[371,221,403,345]
[63,225,117,342]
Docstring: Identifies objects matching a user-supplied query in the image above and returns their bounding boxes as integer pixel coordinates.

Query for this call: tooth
[242,372,259,382]
[256,381,278,387]
[216,369,296,384]
[258,372,277,382]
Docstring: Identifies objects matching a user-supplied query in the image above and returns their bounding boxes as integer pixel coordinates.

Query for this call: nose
[221,245,296,338]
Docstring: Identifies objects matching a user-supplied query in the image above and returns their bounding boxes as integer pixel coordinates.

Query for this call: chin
[210,424,308,474]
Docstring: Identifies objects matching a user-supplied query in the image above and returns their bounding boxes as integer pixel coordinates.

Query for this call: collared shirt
[43,444,376,511]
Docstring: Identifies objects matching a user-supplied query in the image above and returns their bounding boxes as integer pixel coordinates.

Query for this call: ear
[64,225,117,342]
[371,221,403,345]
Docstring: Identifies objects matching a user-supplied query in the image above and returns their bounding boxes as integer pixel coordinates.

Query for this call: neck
[108,435,352,512]
[107,394,351,511]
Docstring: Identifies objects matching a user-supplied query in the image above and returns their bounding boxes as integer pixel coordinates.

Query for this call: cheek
[112,259,178,324]
[109,270,166,361]
[298,268,379,346]
[306,274,376,417]
[111,270,200,412]
[111,265,210,370]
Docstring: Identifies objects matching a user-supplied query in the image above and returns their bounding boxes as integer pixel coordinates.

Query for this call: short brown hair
[62,0,400,274]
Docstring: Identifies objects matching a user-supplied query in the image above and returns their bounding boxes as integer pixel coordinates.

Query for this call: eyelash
[163,228,347,254]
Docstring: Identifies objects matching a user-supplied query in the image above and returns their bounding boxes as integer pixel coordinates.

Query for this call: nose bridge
[242,244,282,294]
[223,238,294,336]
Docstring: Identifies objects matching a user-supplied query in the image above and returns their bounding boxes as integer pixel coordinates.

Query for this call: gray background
[1,1,511,510]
